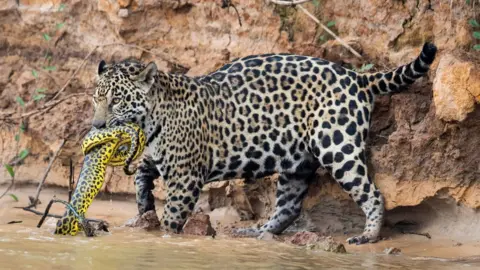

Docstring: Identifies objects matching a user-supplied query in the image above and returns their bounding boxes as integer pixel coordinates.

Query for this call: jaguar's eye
[112,97,121,104]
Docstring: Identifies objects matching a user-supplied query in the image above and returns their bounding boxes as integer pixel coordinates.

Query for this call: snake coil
[54,123,145,235]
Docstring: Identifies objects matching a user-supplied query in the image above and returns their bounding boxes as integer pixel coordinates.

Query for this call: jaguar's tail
[360,42,437,95]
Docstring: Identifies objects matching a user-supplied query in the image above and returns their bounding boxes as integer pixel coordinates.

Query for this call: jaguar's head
[92,59,158,129]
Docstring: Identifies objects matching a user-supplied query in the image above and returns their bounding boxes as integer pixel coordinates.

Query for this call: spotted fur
[92,43,437,244]
[55,123,145,235]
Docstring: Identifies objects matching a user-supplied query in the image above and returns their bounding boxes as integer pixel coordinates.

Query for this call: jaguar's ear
[98,60,107,75]
[133,62,157,86]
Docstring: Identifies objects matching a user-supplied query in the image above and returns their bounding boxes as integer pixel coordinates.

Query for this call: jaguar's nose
[92,119,106,129]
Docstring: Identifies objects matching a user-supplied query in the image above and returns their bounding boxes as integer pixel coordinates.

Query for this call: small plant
[469,18,480,51]
[354,63,374,73]
[326,21,336,27]
[316,20,336,44]
[9,194,18,202]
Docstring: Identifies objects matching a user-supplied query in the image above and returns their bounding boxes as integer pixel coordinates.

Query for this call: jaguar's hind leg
[320,148,385,245]
[234,172,313,237]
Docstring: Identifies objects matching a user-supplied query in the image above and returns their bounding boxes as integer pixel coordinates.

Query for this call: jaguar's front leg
[161,172,203,233]
[134,157,160,215]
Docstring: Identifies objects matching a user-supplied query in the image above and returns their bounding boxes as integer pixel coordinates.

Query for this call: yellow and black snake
[54,123,145,236]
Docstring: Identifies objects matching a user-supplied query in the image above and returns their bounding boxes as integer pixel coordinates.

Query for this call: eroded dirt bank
[1,0,480,240]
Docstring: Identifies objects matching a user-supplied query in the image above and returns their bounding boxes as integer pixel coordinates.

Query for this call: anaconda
[54,123,145,235]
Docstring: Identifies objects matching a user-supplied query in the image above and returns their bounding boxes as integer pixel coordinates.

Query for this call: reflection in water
[0,225,478,270]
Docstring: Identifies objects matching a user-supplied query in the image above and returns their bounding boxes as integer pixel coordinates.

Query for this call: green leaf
[312,0,320,7]
[58,3,66,11]
[363,63,374,70]
[358,63,374,72]
[14,134,20,142]
[19,123,25,133]
[15,96,25,107]
[18,149,29,160]
[4,164,14,178]
[43,66,57,71]
[31,70,38,78]
[9,194,18,202]
[327,21,336,27]
[42,33,51,41]
[474,44,480,51]
[33,94,46,101]
[56,22,65,29]
[473,31,480,39]
[466,0,471,4]
[469,19,480,28]
[36,88,47,93]
[44,53,52,61]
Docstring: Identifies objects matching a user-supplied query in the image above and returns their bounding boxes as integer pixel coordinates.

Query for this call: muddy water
[1,188,480,270]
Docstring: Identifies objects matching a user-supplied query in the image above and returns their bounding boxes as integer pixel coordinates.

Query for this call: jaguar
[91,42,437,244]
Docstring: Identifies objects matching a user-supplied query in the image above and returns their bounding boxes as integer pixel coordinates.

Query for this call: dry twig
[270,0,362,58]
[18,204,105,224]
[68,158,74,202]
[48,47,98,102]
[19,205,62,219]
[221,0,243,27]
[0,173,15,200]
[30,139,66,208]
[0,93,87,121]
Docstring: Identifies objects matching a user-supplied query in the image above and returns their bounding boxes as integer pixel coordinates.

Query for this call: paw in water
[346,235,378,245]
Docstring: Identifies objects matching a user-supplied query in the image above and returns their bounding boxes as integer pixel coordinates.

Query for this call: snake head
[123,165,137,176]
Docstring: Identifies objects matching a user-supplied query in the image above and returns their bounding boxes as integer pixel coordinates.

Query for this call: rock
[208,206,242,227]
[0,0,17,12]
[0,97,10,109]
[15,69,35,95]
[287,232,346,253]
[194,193,211,213]
[207,179,276,222]
[0,65,12,85]
[286,231,321,246]
[384,247,402,255]
[182,213,216,236]
[433,53,480,122]
[124,210,160,230]
[118,8,129,18]
[307,236,347,254]
[257,231,279,241]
